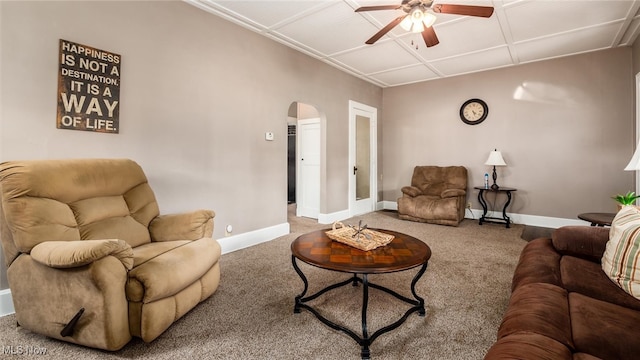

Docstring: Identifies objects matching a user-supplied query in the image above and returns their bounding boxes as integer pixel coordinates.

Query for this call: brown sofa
[397,166,467,226]
[0,159,221,350]
[484,226,640,359]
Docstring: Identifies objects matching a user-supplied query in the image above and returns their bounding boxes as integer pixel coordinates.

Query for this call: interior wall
[0,1,382,290]
[383,48,634,220]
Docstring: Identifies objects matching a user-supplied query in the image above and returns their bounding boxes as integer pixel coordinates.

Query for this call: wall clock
[460,98,488,125]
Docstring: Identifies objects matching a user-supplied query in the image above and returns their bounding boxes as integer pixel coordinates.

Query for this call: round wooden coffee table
[291,229,431,360]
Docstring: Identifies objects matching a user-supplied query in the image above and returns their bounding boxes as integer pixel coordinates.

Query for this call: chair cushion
[126,238,221,303]
[602,205,640,299]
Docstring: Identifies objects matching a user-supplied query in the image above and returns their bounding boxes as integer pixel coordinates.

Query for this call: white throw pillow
[602,205,640,299]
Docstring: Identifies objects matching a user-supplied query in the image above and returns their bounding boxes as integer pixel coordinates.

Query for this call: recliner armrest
[149,209,215,241]
[30,239,133,270]
[441,189,466,198]
[401,186,422,197]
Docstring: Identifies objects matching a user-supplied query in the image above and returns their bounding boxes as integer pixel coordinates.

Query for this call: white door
[297,118,321,219]
[349,101,377,217]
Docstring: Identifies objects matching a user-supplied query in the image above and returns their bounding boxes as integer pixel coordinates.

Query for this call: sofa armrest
[551,225,609,262]
[30,239,133,270]
[441,189,466,198]
[149,209,215,241]
[401,186,422,197]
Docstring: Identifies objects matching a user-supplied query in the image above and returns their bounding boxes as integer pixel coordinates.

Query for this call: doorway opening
[287,102,322,221]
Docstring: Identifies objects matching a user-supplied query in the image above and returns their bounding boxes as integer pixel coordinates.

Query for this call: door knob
[353,166,358,175]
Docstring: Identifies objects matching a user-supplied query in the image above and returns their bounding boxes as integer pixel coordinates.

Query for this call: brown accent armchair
[0,159,221,350]
[397,166,468,226]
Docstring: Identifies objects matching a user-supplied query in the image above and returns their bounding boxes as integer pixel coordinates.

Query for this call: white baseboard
[381,200,397,211]
[380,200,588,229]
[1,289,14,318]
[318,210,351,224]
[217,222,290,254]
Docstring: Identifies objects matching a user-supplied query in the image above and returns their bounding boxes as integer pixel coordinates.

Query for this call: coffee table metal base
[292,256,427,359]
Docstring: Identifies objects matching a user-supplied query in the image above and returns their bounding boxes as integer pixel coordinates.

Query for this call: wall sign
[57,39,121,133]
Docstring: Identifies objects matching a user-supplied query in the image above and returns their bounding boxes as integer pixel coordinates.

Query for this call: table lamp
[485,149,506,190]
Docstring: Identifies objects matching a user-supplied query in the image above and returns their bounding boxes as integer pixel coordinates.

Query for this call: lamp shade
[625,141,640,170]
[485,149,506,166]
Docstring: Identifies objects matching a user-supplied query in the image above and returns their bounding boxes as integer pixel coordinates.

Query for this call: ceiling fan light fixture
[400,15,413,31]
[412,20,425,33]
[411,7,425,22]
[408,8,425,33]
[422,12,436,28]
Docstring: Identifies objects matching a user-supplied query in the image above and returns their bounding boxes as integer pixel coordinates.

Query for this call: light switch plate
[265,132,274,141]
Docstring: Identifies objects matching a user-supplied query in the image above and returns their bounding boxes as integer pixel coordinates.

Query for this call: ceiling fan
[355,0,494,47]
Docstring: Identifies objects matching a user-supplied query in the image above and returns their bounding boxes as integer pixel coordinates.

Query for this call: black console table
[474,186,517,228]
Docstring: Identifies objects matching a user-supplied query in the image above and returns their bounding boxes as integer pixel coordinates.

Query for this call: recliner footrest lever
[60,308,85,337]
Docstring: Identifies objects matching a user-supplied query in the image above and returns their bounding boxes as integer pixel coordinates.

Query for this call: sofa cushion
[561,256,640,311]
[484,333,572,360]
[570,292,640,360]
[552,226,609,263]
[601,205,640,299]
[511,238,562,291]
[126,238,221,303]
[497,283,573,350]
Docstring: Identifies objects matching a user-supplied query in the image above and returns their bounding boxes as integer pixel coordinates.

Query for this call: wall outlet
[466,202,472,209]
[225,224,233,236]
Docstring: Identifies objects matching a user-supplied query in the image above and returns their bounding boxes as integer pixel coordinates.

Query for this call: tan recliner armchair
[397,166,468,226]
[0,159,221,350]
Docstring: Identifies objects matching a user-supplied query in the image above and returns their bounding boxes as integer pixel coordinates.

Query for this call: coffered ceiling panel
[332,40,421,74]
[274,2,376,55]
[515,21,625,63]
[187,0,640,87]
[430,46,513,75]
[369,64,440,84]
[505,0,635,42]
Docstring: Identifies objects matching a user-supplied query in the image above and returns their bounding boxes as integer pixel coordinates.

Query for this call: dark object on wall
[459,98,488,125]
[288,125,296,204]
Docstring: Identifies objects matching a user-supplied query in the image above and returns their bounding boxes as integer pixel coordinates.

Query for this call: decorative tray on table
[325,220,394,251]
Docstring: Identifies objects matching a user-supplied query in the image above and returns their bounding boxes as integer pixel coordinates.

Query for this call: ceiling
[186,0,640,88]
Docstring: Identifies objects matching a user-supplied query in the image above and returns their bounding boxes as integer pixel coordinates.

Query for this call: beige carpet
[0,209,528,359]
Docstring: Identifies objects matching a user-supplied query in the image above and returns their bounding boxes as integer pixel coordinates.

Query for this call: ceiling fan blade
[365,15,406,44]
[432,4,494,17]
[422,26,439,47]
[355,5,402,12]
